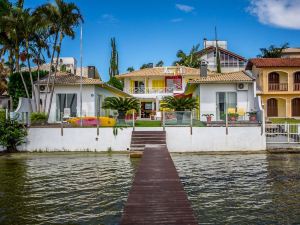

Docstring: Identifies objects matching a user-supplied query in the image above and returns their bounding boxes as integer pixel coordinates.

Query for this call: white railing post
[287,123,290,143]
[190,111,193,135]
[133,111,135,131]
[163,111,165,131]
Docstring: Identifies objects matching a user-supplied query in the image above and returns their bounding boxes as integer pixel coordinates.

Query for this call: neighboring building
[187,70,256,121]
[116,66,200,119]
[246,58,300,118]
[281,48,300,58]
[23,57,101,79]
[197,40,246,73]
[36,72,129,123]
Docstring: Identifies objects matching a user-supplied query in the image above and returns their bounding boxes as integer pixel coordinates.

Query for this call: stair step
[131,141,166,144]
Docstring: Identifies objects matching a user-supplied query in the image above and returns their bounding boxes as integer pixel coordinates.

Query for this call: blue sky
[24,0,300,81]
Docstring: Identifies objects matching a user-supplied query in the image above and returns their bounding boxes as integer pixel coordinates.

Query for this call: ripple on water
[0,153,137,225]
[172,153,300,225]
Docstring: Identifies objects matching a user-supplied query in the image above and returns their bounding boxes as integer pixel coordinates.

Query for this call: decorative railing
[124,87,182,94]
[294,83,300,91]
[268,83,288,91]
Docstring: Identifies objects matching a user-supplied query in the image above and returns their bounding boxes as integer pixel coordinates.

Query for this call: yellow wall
[256,66,300,118]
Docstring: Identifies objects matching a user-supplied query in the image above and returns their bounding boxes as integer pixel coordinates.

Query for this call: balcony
[125,87,181,95]
[294,83,300,91]
[268,83,288,92]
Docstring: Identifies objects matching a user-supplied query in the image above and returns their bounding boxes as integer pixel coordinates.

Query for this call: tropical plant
[8,70,48,109]
[127,66,135,72]
[102,97,140,120]
[0,118,27,152]
[257,43,289,58]
[173,44,202,68]
[36,0,83,117]
[107,76,123,90]
[0,60,9,95]
[109,37,119,78]
[161,96,199,111]
[155,60,164,67]
[30,112,47,125]
[140,63,154,69]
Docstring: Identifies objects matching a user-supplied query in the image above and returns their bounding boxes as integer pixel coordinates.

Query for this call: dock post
[190,111,193,135]
[96,112,99,136]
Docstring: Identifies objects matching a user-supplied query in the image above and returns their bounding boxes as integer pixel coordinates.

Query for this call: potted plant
[160,96,198,124]
[102,97,140,124]
[202,114,214,123]
[228,113,239,121]
[247,111,257,122]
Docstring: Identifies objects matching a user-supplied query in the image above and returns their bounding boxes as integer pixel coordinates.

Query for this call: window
[56,93,77,120]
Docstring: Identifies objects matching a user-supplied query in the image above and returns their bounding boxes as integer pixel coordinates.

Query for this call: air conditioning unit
[39,85,51,93]
[237,83,248,91]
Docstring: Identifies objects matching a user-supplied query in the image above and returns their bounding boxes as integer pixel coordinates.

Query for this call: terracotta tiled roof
[197,46,246,61]
[246,58,300,69]
[189,71,253,83]
[38,72,103,85]
[116,66,200,78]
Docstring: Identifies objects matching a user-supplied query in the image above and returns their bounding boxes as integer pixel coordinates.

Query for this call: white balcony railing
[124,87,182,94]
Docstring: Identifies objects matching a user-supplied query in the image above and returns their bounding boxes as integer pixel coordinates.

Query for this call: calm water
[0,153,300,225]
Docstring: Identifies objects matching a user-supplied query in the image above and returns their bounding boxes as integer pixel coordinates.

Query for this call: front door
[292,98,300,117]
[267,98,278,117]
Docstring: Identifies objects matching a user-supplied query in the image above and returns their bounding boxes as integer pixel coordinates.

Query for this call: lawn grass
[270,118,300,124]
[135,120,162,127]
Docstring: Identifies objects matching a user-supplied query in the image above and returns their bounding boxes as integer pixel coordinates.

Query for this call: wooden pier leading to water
[121,131,198,225]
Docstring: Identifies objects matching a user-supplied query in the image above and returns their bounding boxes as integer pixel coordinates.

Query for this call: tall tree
[173,44,201,68]
[258,43,289,58]
[109,37,119,78]
[140,63,153,69]
[127,67,135,72]
[215,41,221,73]
[37,0,83,117]
[155,60,164,67]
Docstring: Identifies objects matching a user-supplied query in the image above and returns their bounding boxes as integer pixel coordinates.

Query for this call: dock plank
[121,145,198,225]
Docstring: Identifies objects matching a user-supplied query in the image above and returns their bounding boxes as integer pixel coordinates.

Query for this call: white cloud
[170,18,183,23]
[101,14,119,23]
[175,4,194,13]
[248,0,300,29]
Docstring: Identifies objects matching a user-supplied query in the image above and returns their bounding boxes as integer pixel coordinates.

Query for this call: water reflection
[0,153,138,225]
[172,153,300,225]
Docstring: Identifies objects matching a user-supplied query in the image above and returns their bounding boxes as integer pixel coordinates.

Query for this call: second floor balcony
[124,87,182,95]
[294,83,300,91]
[268,83,288,91]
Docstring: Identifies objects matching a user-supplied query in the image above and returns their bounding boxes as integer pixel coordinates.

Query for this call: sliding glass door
[216,92,237,120]
[56,93,77,120]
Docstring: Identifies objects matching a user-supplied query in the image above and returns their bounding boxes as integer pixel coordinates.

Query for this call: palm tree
[127,66,135,72]
[155,60,164,67]
[173,44,202,68]
[161,96,198,124]
[37,0,83,116]
[258,43,289,58]
[102,97,140,120]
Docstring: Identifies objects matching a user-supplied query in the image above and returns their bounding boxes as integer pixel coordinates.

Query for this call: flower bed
[67,117,116,127]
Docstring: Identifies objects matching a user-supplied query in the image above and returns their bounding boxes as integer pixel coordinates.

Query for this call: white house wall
[199,83,255,121]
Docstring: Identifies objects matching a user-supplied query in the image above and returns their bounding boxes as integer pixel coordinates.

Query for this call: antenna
[80,24,83,127]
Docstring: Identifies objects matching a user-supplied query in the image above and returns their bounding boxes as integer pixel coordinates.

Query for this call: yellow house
[116,66,199,119]
[246,58,300,118]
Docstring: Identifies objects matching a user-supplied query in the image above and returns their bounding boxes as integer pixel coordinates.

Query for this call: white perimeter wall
[13,127,266,152]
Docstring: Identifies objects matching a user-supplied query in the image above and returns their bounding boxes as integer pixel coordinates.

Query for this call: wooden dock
[121,144,198,225]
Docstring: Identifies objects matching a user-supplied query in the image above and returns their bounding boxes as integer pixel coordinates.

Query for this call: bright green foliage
[109,37,119,78]
[173,44,201,68]
[8,70,48,109]
[127,67,135,72]
[102,97,140,119]
[258,43,289,58]
[0,118,27,152]
[107,76,123,90]
[161,96,199,111]
[0,109,6,122]
[30,112,47,125]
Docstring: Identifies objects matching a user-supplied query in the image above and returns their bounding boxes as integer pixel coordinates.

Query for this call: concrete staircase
[130,131,166,151]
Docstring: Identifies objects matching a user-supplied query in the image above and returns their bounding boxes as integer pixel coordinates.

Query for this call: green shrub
[0,118,27,152]
[0,109,5,122]
[30,112,48,125]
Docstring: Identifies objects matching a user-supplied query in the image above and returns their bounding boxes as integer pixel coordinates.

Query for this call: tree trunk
[46,32,62,120]
[26,41,37,112]
[37,62,41,112]
[43,31,59,113]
